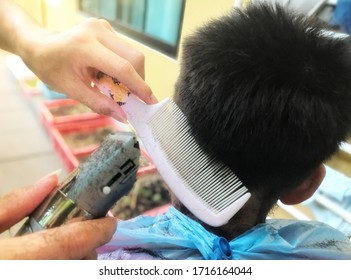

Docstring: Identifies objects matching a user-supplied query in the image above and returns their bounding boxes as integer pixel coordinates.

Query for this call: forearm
[0,0,48,57]
[0,3,155,116]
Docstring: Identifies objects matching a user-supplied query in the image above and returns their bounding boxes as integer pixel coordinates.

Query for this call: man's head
[173,3,351,231]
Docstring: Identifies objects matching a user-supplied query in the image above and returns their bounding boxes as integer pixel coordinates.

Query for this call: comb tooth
[210,181,245,208]
[201,172,239,201]
[148,100,248,213]
[177,154,216,183]
[215,187,248,211]
[162,123,218,179]
[216,176,242,197]
[164,133,200,165]
[203,179,241,208]
[123,95,250,225]
[211,192,236,210]
[192,164,232,194]
[166,139,228,196]
[201,166,239,189]
[153,115,210,182]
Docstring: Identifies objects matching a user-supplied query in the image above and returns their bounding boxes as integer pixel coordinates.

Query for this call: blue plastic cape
[98,207,351,260]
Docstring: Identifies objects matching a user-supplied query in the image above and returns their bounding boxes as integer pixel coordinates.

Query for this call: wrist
[16,28,51,64]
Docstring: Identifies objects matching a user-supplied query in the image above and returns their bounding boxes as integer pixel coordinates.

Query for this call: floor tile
[0,152,67,196]
[0,127,52,161]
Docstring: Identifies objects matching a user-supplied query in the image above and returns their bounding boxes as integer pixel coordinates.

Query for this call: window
[79,0,185,57]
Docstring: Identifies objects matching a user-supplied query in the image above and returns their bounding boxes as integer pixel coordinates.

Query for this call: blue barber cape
[98,206,351,260]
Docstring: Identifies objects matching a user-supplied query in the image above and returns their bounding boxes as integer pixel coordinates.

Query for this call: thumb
[0,217,117,260]
[0,171,59,233]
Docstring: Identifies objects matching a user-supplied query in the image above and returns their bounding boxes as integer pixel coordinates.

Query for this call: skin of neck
[172,191,275,240]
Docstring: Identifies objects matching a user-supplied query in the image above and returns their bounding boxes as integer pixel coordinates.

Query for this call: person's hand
[0,172,117,260]
[19,18,158,122]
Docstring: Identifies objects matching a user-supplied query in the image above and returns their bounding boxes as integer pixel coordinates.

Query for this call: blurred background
[1,0,350,238]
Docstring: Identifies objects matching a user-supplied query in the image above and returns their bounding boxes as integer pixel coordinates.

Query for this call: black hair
[174,3,351,197]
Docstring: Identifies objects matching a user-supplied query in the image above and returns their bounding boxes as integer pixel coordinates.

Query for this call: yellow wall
[15,0,236,100]
[42,0,79,31]
[136,0,235,100]
[15,0,43,25]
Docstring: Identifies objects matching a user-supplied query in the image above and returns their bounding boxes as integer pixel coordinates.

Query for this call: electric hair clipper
[16,131,140,236]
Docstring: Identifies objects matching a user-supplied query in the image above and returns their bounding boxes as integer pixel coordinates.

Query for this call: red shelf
[50,118,122,172]
[39,98,109,133]
[138,148,157,177]
[49,117,157,177]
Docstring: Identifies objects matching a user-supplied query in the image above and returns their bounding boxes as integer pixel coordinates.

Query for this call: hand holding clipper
[16,132,140,236]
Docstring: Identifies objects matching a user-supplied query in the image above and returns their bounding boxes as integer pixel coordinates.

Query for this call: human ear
[280,164,326,205]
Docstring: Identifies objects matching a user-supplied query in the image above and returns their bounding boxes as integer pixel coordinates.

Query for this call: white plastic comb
[122,94,251,227]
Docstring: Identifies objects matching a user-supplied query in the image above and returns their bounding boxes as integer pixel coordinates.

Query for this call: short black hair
[174,3,351,196]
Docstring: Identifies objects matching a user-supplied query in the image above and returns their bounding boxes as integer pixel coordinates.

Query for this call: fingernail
[35,169,62,187]
[46,169,62,179]
[107,210,115,217]
[149,94,158,104]
[111,110,127,123]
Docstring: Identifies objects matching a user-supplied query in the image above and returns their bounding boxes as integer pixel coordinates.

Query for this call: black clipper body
[16,132,140,235]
